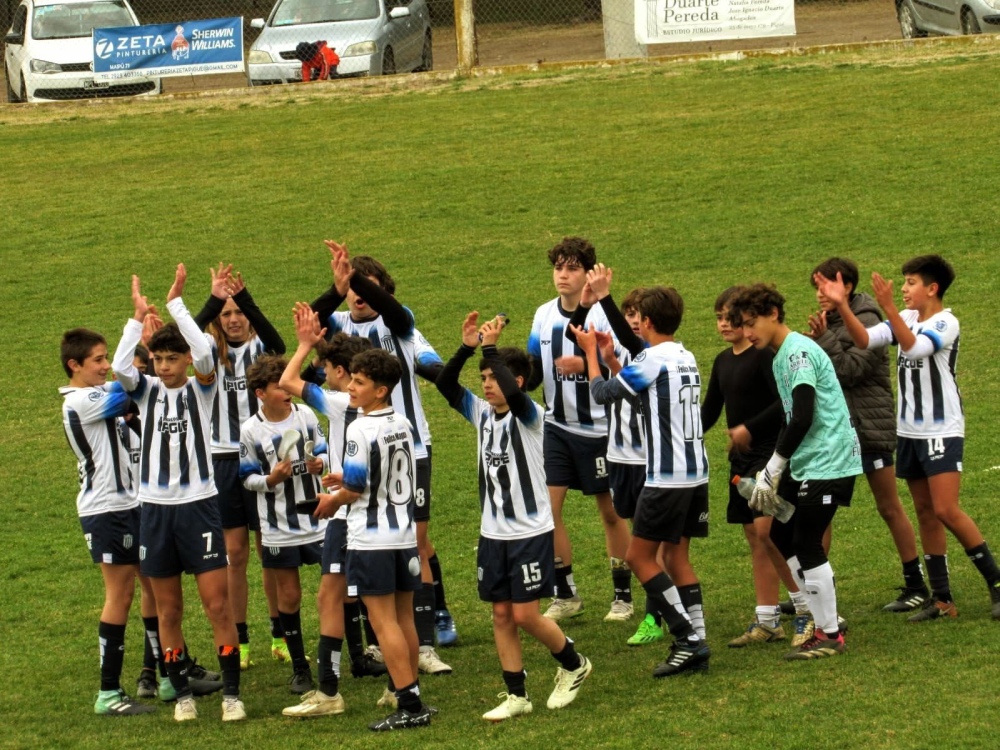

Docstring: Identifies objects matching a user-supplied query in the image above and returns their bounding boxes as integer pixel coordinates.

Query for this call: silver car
[896,0,1000,37]
[4,0,160,103]
[247,0,432,85]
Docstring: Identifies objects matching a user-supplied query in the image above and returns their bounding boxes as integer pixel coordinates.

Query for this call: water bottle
[732,474,795,523]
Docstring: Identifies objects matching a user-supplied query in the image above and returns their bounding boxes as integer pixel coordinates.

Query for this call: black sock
[415,585,436,648]
[611,558,632,603]
[925,553,953,602]
[641,572,697,641]
[99,621,126,692]
[279,609,309,672]
[270,616,283,640]
[428,553,448,611]
[318,635,342,696]
[236,621,249,645]
[645,597,662,626]
[902,557,928,592]
[555,559,576,599]
[677,583,705,638]
[343,600,365,662]
[141,615,162,674]
[552,637,583,671]
[396,680,422,713]
[966,542,1000,584]
[217,645,241,697]
[361,602,379,647]
[164,648,191,699]
[502,669,527,698]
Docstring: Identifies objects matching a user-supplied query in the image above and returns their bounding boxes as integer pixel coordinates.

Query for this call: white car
[4,0,160,103]
[247,0,432,86]
[896,0,1000,37]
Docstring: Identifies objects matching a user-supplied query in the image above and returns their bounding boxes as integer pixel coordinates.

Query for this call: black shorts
[414,449,432,524]
[786,475,857,509]
[80,508,141,565]
[321,518,348,575]
[895,436,963,479]
[346,547,422,597]
[214,455,261,531]
[609,462,646,520]
[727,461,767,526]
[139,497,227,577]
[477,532,557,604]
[633,484,709,544]
[543,424,610,495]
[862,451,895,475]
[261,540,324,569]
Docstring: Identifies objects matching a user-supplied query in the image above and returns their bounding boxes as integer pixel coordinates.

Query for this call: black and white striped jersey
[606,349,646,466]
[301,382,361,522]
[209,336,269,454]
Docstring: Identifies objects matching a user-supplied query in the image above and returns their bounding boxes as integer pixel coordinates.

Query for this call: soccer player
[279,306,385,719]
[314,349,432,731]
[727,284,862,660]
[574,287,711,677]
[526,238,631,621]
[112,266,246,721]
[435,312,592,721]
[808,258,928,612]
[60,328,155,717]
[701,286,796,648]
[193,264,287,670]
[311,241,455,671]
[239,354,328,696]
[815,256,1000,620]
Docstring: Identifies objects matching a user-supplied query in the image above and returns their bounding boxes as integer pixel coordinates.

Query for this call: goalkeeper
[727,284,862,662]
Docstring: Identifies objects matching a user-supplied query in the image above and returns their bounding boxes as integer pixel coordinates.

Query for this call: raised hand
[569,323,597,354]
[586,263,613,300]
[226,270,246,297]
[141,305,164,345]
[461,311,480,348]
[131,275,150,321]
[324,239,353,295]
[209,262,234,299]
[806,310,827,339]
[166,263,187,303]
[813,271,847,308]
[594,329,616,364]
[293,301,326,346]
[479,317,504,347]
[870,272,897,314]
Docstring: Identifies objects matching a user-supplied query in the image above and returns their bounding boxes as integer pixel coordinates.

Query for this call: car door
[385,0,419,70]
[4,2,29,97]
[914,0,962,33]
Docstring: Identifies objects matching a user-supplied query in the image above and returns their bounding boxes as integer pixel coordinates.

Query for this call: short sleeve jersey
[528,298,617,437]
[60,382,138,517]
[341,408,417,550]
[209,335,269,454]
[867,309,964,439]
[301,382,361,522]
[606,348,646,466]
[239,404,329,547]
[773,332,862,481]
[450,388,554,540]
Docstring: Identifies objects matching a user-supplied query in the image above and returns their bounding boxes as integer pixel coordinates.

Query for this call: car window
[32,0,135,40]
[271,0,379,27]
[9,4,28,34]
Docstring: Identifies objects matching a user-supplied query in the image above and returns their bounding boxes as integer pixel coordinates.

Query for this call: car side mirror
[5,32,24,45]
[250,18,265,29]
[388,6,411,19]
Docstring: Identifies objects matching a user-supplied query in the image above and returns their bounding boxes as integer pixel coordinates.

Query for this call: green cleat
[627,614,665,646]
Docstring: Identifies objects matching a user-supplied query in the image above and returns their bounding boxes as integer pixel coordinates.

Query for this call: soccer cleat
[351,653,388,678]
[543,596,585,621]
[157,676,177,703]
[790,615,815,648]
[883,587,930,613]
[435,609,459,647]
[727,621,786,648]
[282,689,346,718]
[95,689,155,716]
[376,687,398,709]
[418,646,453,675]
[135,669,157,699]
[221,696,247,722]
[907,597,958,622]
[483,692,533,721]
[188,658,221,682]
[366,644,385,664]
[368,705,432,731]
[190,677,225,697]
[173,696,198,722]
[604,599,635,622]
[239,644,253,671]
[272,638,292,663]
[652,640,710,678]
[288,669,315,695]
[784,632,846,660]
[989,580,1000,620]
[546,655,592,709]
[627,614,665,646]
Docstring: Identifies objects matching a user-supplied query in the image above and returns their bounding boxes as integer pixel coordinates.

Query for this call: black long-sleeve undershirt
[193,287,285,354]
[437,344,533,419]
[775,384,815,459]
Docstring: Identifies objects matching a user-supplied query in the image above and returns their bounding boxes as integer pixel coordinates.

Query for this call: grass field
[2,38,1000,750]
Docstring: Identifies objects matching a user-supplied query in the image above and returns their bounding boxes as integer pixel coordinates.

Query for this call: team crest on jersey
[633,351,647,362]
[88,391,102,402]
[346,440,359,457]
[239,443,248,458]
[381,335,396,353]
[934,320,947,332]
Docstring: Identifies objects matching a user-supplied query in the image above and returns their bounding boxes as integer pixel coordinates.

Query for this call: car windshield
[32,1,134,39]
[270,0,379,27]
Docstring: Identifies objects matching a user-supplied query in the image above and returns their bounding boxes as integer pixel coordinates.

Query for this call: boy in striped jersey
[61,328,155,717]
[816,255,1000,620]
[435,312,592,721]
[112,266,246,722]
[239,354,329,696]
[313,349,432,731]
[574,287,712,677]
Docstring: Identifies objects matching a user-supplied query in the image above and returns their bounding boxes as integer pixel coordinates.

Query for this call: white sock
[756,605,780,628]
[802,562,838,635]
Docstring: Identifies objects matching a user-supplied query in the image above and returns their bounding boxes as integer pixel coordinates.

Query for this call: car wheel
[961,8,981,34]
[417,31,433,72]
[897,0,927,38]
[4,66,19,103]
[382,47,395,76]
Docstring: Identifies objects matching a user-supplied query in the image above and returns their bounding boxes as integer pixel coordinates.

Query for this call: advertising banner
[636,0,795,44]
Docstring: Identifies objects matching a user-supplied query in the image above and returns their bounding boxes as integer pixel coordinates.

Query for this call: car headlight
[247,50,274,64]
[30,59,62,74]
[343,41,377,57]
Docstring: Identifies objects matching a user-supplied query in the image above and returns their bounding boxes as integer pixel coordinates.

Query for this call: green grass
[2,46,1000,749]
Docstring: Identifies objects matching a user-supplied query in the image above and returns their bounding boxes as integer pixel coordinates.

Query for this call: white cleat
[282,690,345,718]
[483,692,533,722]
[418,646,453,675]
[543,596,584,621]
[173,696,198,722]
[221,696,247,722]
[547,655,592,709]
[604,600,634,622]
